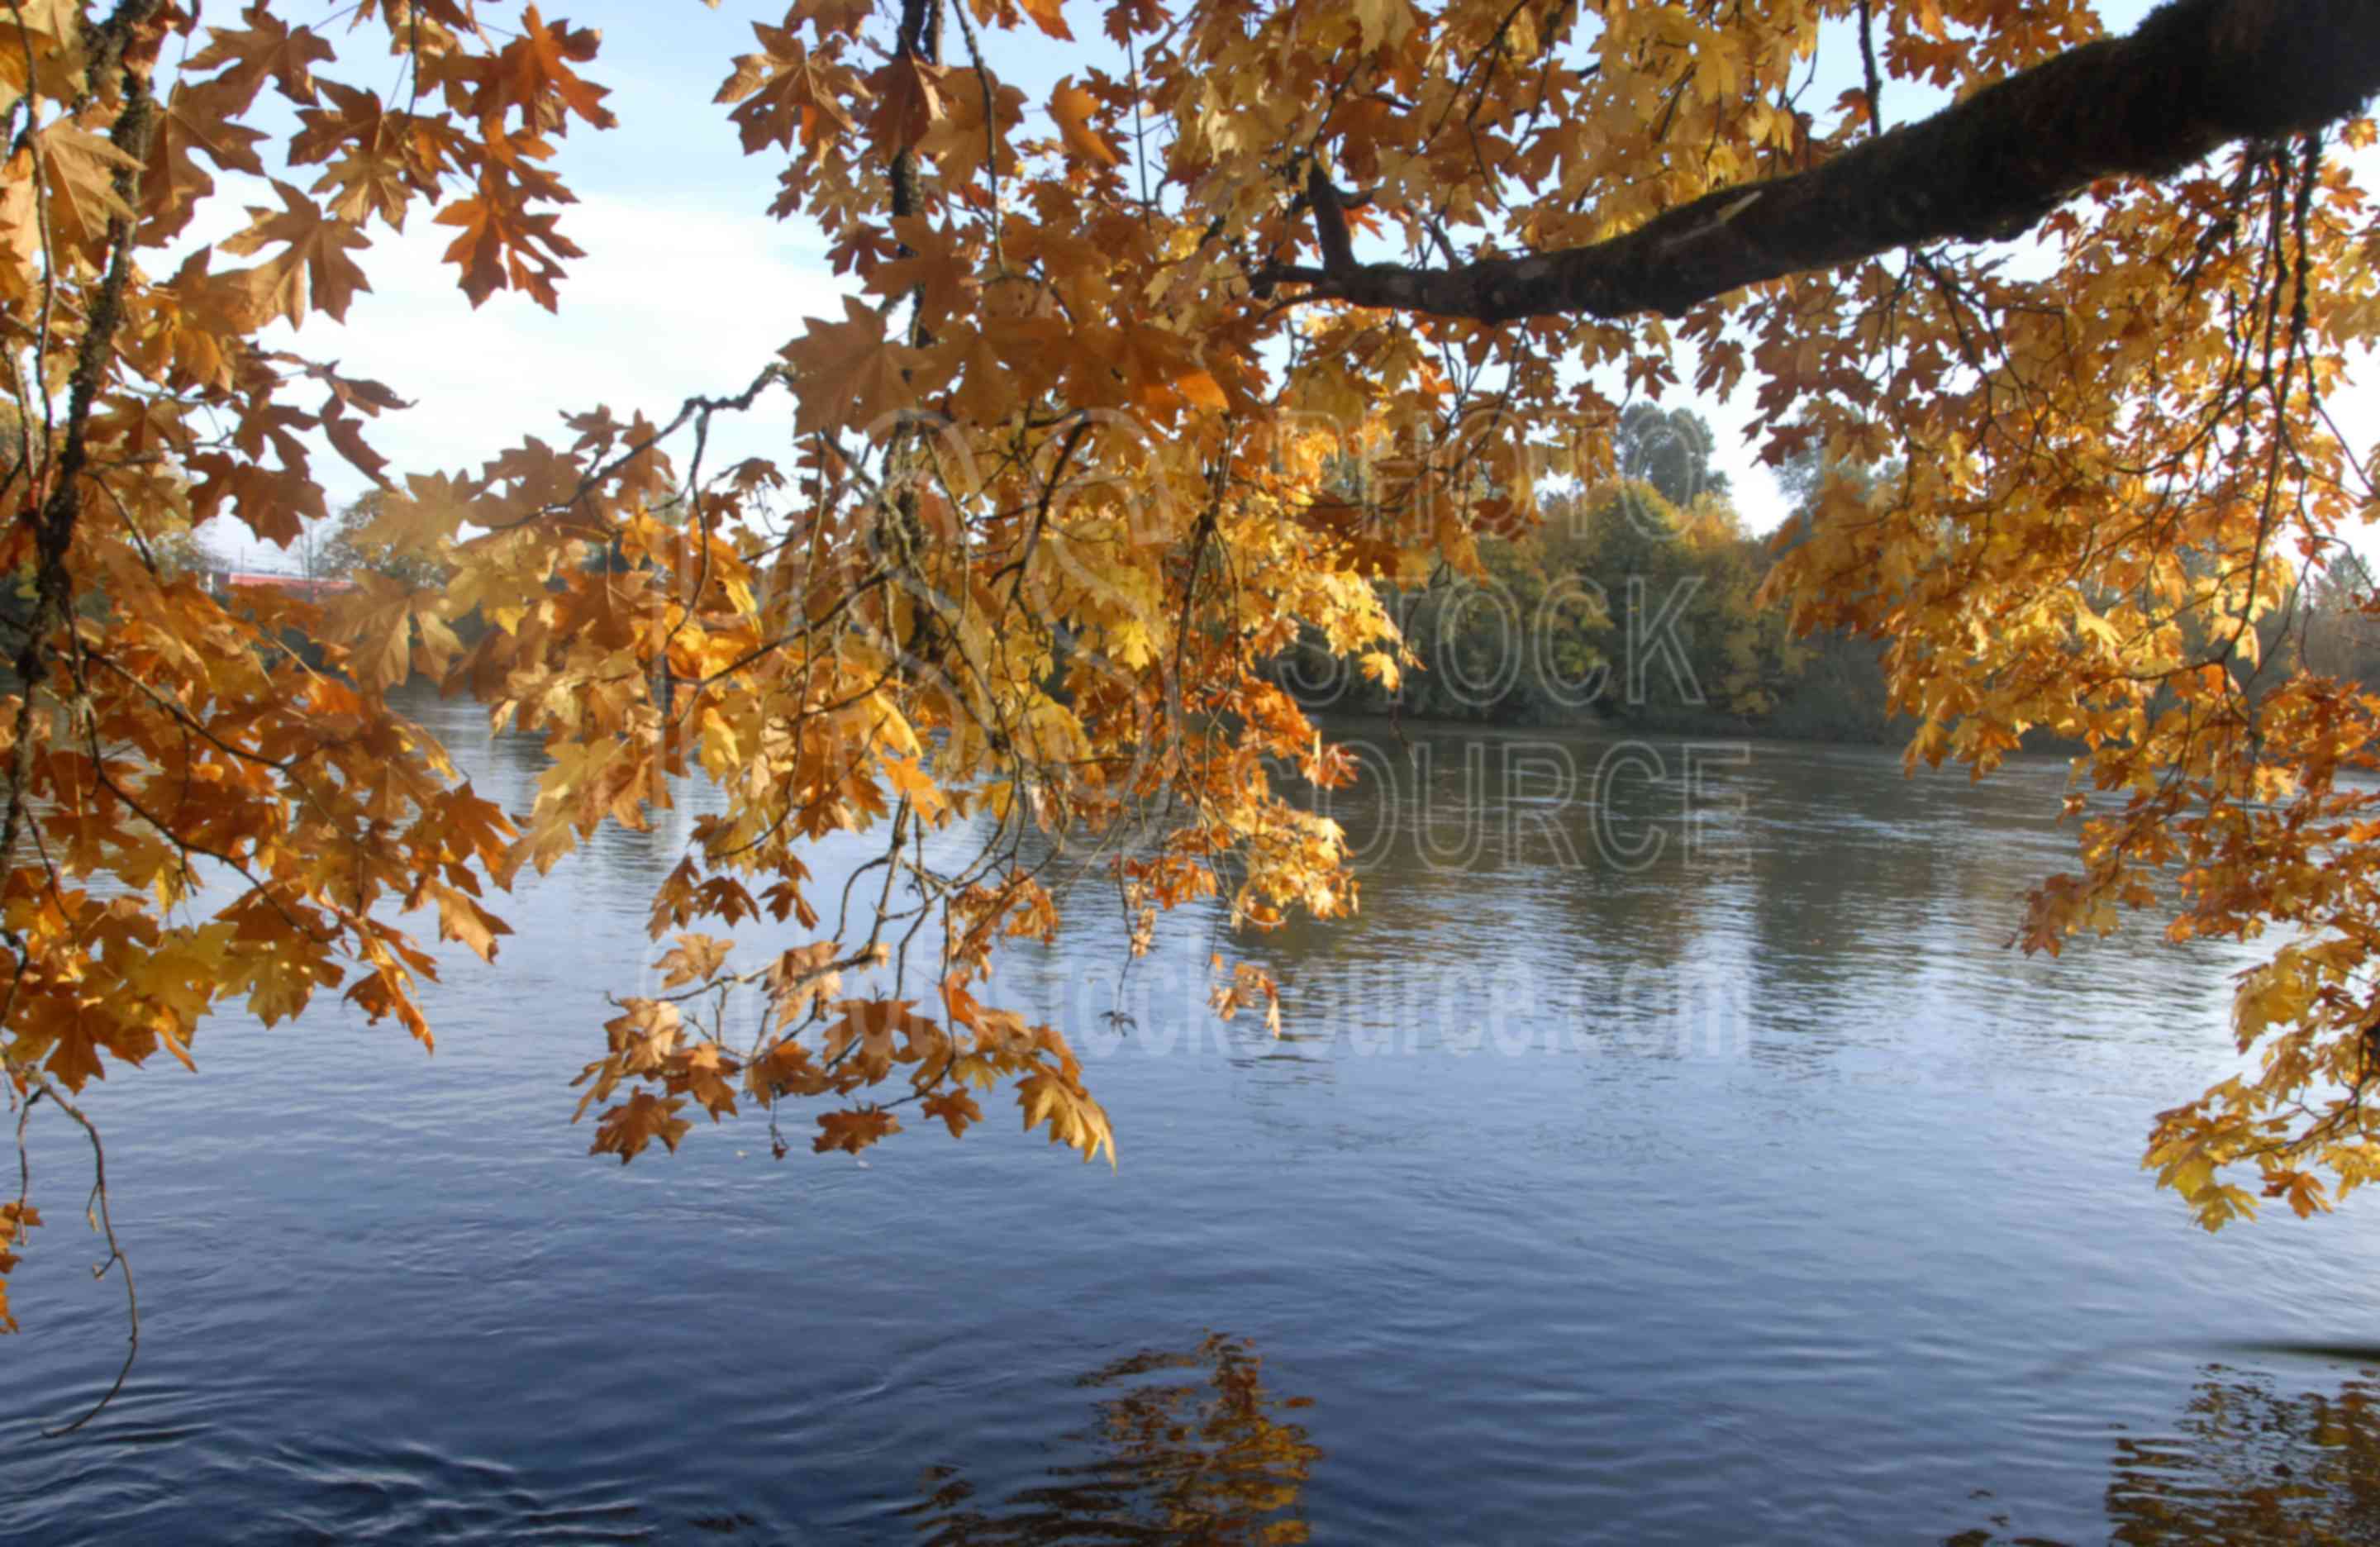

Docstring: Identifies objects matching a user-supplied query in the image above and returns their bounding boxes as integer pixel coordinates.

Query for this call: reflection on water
[1954,1366,2380,1546]
[18,700,2380,1544]
[2107,1368,2380,1547]
[904,1334,1319,1545]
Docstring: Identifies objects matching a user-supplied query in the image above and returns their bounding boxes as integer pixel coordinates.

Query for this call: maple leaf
[0,1200,36,1330]
[865,220,977,331]
[345,964,433,1048]
[588,1092,693,1164]
[292,83,440,230]
[1350,0,1416,52]
[185,450,328,546]
[0,0,85,111]
[27,999,110,1091]
[921,1088,983,1138]
[818,997,942,1083]
[1102,0,1166,43]
[791,0,873,36]
[867,56,948,158]
[655,932,734,988]
[321,411,391,488]
[878,753,948,819]
[143,82,269,241]
[674,1041,740,1120]
[1102,323,1229,415]
[1017,1069,1116,1165]
[780,297,931,437]
[478,7,616,134]
[433,178,583,309]
[415,879,513,962]
[220,180,372,326]
[183,5,335,110]
[926,322,1023,426]
[813,1107,902,1155]
[917,67,1023,183]
[333,572,458,693]
[31,121,140,258]
[826,221,902,278]
[767,942,844,1026]
[1019,0,1074,40]
[716,24,856,154]
[1049,77,1121,167]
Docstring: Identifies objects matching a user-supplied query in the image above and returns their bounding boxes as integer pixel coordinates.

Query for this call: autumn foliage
[0,0,2377,1349]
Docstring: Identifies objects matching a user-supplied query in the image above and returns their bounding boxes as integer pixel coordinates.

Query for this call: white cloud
[217,193,854,568]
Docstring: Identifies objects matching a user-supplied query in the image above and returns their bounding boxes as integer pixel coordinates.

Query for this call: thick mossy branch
[1264,0,2380,321]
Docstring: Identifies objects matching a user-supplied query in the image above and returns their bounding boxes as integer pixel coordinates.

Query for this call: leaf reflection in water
[903,1332,1321,1545]
[1952,1364,2380,1546]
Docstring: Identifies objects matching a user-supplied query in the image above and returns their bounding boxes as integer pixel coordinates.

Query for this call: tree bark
[1261,0,2380,323]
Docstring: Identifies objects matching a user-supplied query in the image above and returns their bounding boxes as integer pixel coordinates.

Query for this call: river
[4,696,2378,1545]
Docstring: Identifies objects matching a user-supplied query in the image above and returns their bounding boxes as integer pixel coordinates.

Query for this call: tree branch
[24,1073,137,1440]
[1258,0,2380,323]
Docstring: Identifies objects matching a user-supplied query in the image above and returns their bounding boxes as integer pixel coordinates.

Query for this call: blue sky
[195,1,2378,570]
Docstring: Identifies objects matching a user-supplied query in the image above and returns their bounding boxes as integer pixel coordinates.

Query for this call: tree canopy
[2,0,2378,1370]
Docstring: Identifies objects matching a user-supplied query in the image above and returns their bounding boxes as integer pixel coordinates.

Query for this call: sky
[185,0,2379,572]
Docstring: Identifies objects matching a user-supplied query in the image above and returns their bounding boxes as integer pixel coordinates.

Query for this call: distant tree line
[1278,404,2380,747]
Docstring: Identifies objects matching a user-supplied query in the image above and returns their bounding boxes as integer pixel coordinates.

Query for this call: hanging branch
[1256,0,2380,322]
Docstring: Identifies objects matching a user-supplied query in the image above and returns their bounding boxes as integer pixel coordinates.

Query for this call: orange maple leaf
[813,1107,902,1155]
[1019,0,1073,40]
[478,7,616,134]
[780,297,933,437]
[433,176,583,310]
[183,4,334,112]
[868,56,948,157]
[220,179,372,326]
[589,1092,693,1164]
[716,24,856,154]
[1049,77,1120,167]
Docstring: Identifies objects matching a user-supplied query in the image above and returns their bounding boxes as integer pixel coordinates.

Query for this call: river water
[5,697,2379,1545]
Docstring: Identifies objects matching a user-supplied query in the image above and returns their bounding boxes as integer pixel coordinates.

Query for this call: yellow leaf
[1049,78,1120,168]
